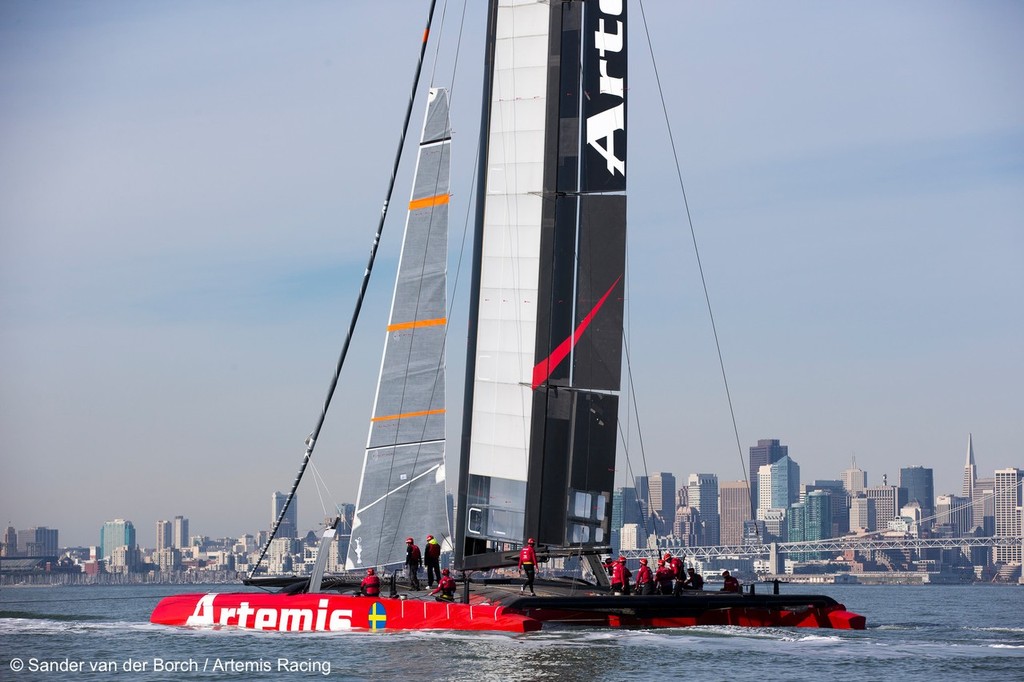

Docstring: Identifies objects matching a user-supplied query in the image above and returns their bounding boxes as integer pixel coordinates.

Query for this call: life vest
[518,546,537,568]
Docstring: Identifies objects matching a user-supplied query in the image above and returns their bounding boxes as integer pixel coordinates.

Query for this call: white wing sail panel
[347,88,452,569]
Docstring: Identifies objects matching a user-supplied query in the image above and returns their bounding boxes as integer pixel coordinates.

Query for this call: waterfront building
[172,515,189,549]
[100,519,136,562]
[994,468,1023,564]
[841,459,868,495]
[272,491,298,539]
[719,480,751,546]
[153,547,182,572]
[156,520,172,553]
[687,473,720,545]
[748,439,788,514]
[16,527,58,557]
[900,466,935,521]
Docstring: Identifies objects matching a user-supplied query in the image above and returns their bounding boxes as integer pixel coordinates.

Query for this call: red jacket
[360,574,381,597]
[669,557,685,580]
[635,564,653,586]
[611,562,631,587]
[518,546,537,568]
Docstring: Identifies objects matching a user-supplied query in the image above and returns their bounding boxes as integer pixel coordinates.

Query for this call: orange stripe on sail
[387,317,446,332]
[408,193,450,211]
[372,408,445,423]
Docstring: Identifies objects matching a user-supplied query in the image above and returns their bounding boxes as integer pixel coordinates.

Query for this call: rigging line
[636,1,751,511]
[250,0,440,579]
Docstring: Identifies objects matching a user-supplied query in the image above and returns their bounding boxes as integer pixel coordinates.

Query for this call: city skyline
[2,4,1021,547]
[6,441,1018,550]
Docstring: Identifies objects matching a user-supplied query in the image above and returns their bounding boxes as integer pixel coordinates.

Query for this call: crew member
[360,567,381,597]
[405,537,422,590]
[721,570,741,593]
[424,534,442,587]
[611,556,632,594]
[655,560,674,595]
[518,538,538,595]
[666,552,685,596]
[431,568,457,602]
[683,567,704,591]
[634,557,654,595]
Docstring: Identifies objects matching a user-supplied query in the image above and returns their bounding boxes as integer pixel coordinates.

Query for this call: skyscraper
[649,472,676,524]
[687,473,720,545]
[899,466,935,520]
[841,459,868,495]
[849,496,876,532]
[994,468,1022,564]
[272,491,298,539]
[961,434,977,499]
[749,439,788,514]
[757,455,800,518]
[864,485,904,530]
[172,515,189,549]
[100,519,136,562]
[718,480,752,546]
[156,520,173,553]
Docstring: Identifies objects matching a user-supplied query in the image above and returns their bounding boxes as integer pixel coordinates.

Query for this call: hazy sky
[1,1,1021,548]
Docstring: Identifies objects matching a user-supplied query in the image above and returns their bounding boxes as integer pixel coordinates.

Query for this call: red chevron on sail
[531,276,622,390]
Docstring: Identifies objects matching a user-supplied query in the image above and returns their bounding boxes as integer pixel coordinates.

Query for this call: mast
[456,0,627,571]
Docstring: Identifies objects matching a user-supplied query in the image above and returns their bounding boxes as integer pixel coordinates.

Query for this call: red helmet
[527,538,535,545]
[426,535,434,540]
[618,556,626,562]
[406,537,414,543]
[657,560,665,566]
[442,568,450,576]
[367,568,375,575]
[663,553,671,560]
[640,558,648,565]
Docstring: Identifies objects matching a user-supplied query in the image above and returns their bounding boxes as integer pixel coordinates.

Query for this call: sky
[1,1,1021,549]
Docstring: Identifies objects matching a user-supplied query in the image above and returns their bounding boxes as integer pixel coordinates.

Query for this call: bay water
[2,583,1022,680]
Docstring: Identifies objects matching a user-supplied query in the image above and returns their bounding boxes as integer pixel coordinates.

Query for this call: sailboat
[152,0,864,633]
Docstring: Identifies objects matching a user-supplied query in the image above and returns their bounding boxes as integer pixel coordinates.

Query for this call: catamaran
[152,0,864,633]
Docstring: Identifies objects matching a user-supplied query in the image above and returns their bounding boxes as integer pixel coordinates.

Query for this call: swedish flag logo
[368,602,387,631]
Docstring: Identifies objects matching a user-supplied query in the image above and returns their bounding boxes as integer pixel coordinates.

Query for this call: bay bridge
[615,535,1022,562]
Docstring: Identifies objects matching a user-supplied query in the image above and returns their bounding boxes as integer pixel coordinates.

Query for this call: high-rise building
[719,480,751,546]
[687,473,720,545]
[172,516,189,549]
[935,494,972,536]
[649,472,676,523]
[803,480,849,536]
[841,459,868,495]
[100,519,136,562]
[757,455,800,518]
[673,506,702,546]
[16,527,58,556]
[272,492,298,539]
[1,526,17,557]
[899,466,935,520]
[849,496,876,532]
[805,490,833,542]
[864,485,904,530]
[961,434,977,499]
[972,478,996,534]
[156,520,173,553]
[994,468,1023,564]
[748,439,788,514]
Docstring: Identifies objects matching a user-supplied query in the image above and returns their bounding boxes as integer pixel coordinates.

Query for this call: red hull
[150,592,541,633]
